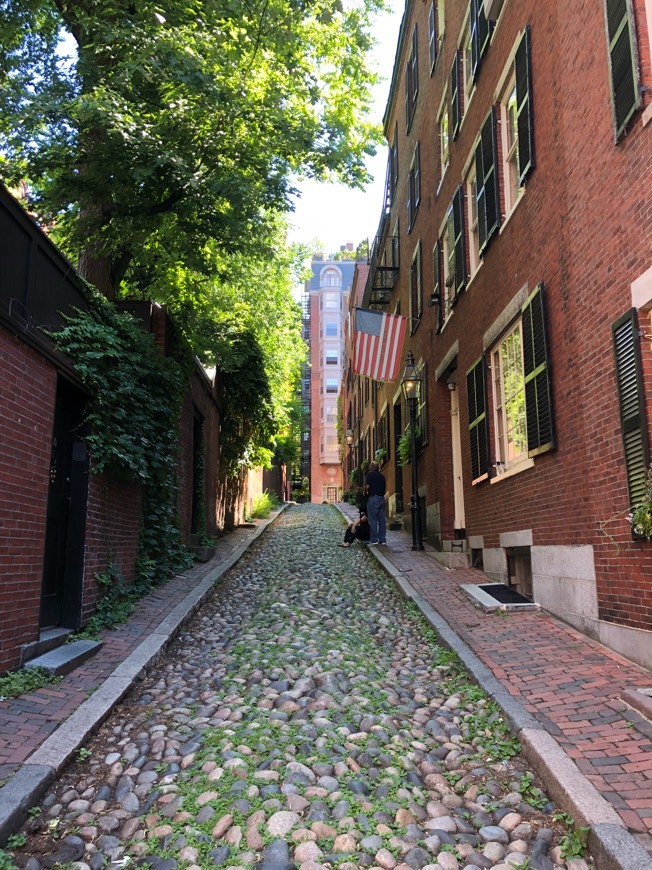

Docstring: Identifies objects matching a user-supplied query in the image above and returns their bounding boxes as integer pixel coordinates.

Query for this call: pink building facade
[306,258,358,503]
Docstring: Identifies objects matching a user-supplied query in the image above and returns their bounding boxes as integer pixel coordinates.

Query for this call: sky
[287,0,405,259]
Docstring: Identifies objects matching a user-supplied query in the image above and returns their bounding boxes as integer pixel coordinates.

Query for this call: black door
[40,378,89,629]
[393,402,404,514]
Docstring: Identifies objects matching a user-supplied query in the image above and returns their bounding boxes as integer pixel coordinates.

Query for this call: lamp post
[401,351,424,551]
[345,429,354,483]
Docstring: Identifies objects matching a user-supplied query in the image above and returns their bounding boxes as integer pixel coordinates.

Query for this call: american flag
[353,308,407,382]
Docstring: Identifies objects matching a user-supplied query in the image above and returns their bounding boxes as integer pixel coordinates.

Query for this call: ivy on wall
[53,297,193,579]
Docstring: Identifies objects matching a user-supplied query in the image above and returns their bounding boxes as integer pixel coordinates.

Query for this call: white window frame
[438,96,449,187]
[500,73,520,216]
[410,241,423,330]
[491,321,529,474]
[465,161,480,278]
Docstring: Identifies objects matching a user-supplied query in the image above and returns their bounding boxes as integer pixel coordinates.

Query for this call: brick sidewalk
[0,522,265,786]
[338,501,652,854]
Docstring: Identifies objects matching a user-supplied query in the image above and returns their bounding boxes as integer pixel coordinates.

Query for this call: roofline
[382,1,411,137]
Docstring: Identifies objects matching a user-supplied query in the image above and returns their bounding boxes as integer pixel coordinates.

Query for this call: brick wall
[0,330,55,672]
[343,0,652,634]
[81,471,142,622]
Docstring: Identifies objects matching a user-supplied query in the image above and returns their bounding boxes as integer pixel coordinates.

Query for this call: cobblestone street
[7,505,593,870]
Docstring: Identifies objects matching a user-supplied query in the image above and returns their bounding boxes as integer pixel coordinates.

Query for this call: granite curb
[0,506,287,845]
[333,505,652,870]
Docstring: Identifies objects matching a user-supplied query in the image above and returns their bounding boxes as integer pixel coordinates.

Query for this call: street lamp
[345,429,354,483]
[401,351,424,550]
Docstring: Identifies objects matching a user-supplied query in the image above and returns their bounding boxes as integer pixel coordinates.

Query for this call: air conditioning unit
[484,0,503,20]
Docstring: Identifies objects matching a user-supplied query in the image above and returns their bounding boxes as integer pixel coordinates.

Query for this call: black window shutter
[467,356,489,481]
[604,0,640,140]
[515,25,535,184]
[478,1,491,61]
[470,0,492,81]
[429,1,437,70]
[405,63,411,132]
[412,24,419,102]
[407,168,413,230]
[431,239,442,331]
[452,185,466,294]
[613,309,649,506]
[521,283,554,456]
[451,51,461,140]
[476,108,500,255]
[470,0,479,80]
[415,142,421,208]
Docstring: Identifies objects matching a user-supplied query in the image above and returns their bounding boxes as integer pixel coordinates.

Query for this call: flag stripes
[353,308,407,382]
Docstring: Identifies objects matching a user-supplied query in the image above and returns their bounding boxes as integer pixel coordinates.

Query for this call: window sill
[490,457,534,483]
[466,265,481,291]
[499,188,526,236]
[436,164,449,197]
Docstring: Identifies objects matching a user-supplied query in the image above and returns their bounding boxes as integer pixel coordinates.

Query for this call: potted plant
[375,447,388,465]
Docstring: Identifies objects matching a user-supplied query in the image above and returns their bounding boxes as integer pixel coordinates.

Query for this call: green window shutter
[613,309,649,507]
[475,108,500,254]
[467,356,489,481]
[521,283,554,456]
[604,0,640,140]
[515,25,535,184]
[451,51,461,140]
[452,184,466,294]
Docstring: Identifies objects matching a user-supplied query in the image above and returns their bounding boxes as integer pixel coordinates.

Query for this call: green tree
[0,0,386,297]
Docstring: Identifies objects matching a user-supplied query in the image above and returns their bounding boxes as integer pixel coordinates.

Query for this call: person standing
[364,460,386,545]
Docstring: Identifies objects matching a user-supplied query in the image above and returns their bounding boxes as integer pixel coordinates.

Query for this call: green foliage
[0,850,18,870]
[518,771,548,810]
[52,300,192,576]
[349,467,362,485]
[248,490,280,519]
[6,834,26,850]
[397,425,421,466]
[0,0,385,296]
[554,812,590,859]
[0,666,58,700]
[76,747,92,762]
[74,563,172,639]
[630,467,652,539]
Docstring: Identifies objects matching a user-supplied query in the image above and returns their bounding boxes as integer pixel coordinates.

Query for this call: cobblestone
[5,506,597,869]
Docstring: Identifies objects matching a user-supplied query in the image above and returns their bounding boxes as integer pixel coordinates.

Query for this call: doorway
[40,378,89,630]
[449,378,465,533]
[393,402,404,513]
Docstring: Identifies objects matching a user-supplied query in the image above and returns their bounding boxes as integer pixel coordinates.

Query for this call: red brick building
[0,185,222,674]
[342,0,652,668]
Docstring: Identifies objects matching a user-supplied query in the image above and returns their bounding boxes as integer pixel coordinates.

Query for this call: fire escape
[363,165,400,311]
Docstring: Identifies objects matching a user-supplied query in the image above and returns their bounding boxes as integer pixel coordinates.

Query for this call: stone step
[25,639,103,676]
[431,550,471,569]
[22,627,72,663]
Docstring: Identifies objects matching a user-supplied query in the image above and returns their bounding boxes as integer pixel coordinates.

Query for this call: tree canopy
[0,0,386,296]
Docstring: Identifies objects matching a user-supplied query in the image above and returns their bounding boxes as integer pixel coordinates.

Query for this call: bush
[249,489,280,519]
